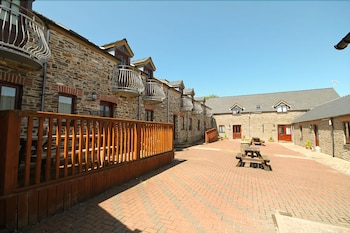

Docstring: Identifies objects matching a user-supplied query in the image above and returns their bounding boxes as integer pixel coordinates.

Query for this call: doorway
[232,125,242,139]
[278,125,292,141]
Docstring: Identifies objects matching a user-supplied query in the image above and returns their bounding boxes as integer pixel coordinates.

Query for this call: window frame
[219,125,225,133]
[145,109,154,122]
[58,93,75,114]
[276,104,288,113]
[0,81,22,110]
[100,101,114,118]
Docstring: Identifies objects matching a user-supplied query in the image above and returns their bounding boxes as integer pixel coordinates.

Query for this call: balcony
[205,108,213,117]
[0,2,51,70]
[181,96,193,112]
[143,80,166,104]
[112,65,145,97]
[192,102,203,115]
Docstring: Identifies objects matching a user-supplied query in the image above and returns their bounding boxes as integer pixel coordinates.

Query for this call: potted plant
[305,140,311,149]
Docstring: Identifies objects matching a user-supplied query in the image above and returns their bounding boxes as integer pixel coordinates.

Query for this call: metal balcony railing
[181,96,193,112]
[192,102,203,115]
[143,80,166,103]
[205,108,213,117]
[0,1,51,69]
[112,65,145,96]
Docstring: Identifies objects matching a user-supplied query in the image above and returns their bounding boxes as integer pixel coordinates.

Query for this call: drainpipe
[41,28,50,111]
[330,118,335,157]
[167,88,170,122]
[137,96,141,120]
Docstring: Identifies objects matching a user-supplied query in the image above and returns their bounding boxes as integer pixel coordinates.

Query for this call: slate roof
[292,94,350,123]
[131,57,156,71]
[205,88,339,114]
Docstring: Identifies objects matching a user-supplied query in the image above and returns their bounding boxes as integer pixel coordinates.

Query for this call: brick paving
[9,140,350,233]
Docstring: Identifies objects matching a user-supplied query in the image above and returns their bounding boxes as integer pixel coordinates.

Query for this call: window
[277,104,288,113]
[219,125,225,133]
[0,83,21,110]
[189,118,192,130]
[197,120,200,131]
[344,122,350,144]
[256,105,261,110]
[100,101,114,117]
[145,110,154,121]
[299,125,303,140]
[115,47,130,65]
[58,94,74,114]
[181,116,185,130]
[232,107,241,115]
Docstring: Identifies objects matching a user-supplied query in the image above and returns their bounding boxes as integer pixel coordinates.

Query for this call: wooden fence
[0,110,174,230]
[205,128,218,143]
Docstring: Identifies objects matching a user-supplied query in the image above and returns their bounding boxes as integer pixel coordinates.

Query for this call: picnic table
[236,143,271,171]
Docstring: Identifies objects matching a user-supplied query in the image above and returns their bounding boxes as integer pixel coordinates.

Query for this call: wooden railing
[0,110,173,195]
[205,128,218,143]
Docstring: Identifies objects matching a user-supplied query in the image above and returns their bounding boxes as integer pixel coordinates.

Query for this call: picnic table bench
[250,137,265,146]
[236,144,271,171]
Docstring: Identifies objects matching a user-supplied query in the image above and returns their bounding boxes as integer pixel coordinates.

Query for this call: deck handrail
[0,110,173,195]
[0,1,51,64]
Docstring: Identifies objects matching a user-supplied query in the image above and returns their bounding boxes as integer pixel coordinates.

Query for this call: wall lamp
[334,32,350,50]
[92,92,98,101]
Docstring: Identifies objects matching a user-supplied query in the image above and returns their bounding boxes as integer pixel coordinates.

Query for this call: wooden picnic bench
[250,137,265,146]
[236,144,271,171]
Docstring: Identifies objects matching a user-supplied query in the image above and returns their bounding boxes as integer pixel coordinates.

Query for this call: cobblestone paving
[9,140,350,233]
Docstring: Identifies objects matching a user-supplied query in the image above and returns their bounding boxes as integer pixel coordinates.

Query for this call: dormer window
[276,104,288,113]
[232,107,241,114]
[274,100,291,113]
[230,103,244,115]
[115,47,130,65]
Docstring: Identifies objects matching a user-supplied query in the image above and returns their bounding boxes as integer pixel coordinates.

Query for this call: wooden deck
[0,110,174,230]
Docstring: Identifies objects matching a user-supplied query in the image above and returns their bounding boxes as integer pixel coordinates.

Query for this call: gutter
[41,27,50,111]
[330,118,335,157]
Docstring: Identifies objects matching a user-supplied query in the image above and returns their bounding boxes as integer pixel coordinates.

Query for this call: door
[232,125,241,139]
[278,125,292,141]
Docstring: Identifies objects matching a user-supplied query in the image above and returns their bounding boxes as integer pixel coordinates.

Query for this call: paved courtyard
[8,140,350,233]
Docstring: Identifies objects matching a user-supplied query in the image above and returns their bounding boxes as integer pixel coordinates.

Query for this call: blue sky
[33,1,350,98]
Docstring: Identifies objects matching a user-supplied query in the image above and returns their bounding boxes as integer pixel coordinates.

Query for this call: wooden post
[134,123,141,160]
[0,110,21,195]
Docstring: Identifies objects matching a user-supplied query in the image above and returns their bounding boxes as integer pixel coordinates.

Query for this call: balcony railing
[0,1,51,70]
[143,80,166,103]
[112,65,145,97]
[192,102,203,115]
[206,108,212,117]
[181,96,193,111]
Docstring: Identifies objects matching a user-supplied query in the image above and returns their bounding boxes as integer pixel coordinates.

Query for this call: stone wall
[293,118,350,161]
[1,20,213,146]
[214,111,303,142]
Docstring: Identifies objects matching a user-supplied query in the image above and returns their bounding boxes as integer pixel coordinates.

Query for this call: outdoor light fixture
[334,32,350,50]
[92,92,98,101]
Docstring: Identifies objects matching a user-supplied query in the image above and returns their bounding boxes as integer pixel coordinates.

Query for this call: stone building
[206,88,339,142]
[292,95,350,161]
[0,1,213,146]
